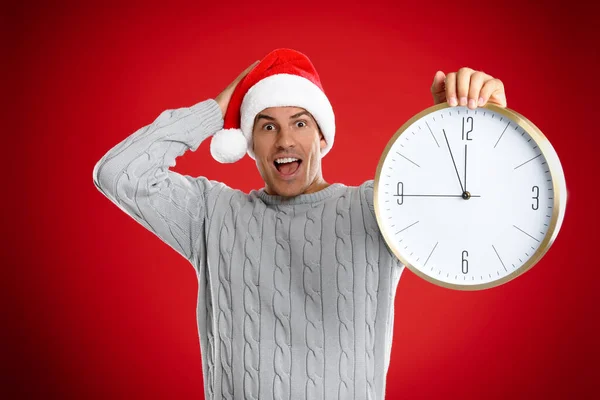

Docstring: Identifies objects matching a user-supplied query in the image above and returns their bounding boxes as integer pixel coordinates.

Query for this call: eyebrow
[290,111,311,119]
[255,111,312,122]
[256,114,275,121]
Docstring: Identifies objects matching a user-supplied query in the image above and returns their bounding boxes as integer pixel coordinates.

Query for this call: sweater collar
[254,183,346,205]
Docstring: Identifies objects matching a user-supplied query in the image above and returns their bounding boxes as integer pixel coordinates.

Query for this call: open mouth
[274,157,302,176]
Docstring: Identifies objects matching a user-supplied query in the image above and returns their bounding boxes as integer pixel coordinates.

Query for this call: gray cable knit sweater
[92,99,404,400]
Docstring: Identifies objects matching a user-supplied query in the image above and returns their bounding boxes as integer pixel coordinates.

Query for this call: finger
[456,67,474,106]
[227,60,259,90]
[467,71,488,109]
[430,70,447,104]
[445,72,457,106]
[479,78,507,107]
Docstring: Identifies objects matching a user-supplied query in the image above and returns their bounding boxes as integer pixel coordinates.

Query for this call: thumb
[430,70,446,104]
[431,71,446,97]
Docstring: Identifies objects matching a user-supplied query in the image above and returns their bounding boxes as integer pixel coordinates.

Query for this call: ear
[319,130,326,151]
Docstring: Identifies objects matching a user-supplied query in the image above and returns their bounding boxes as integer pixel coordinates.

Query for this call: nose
[274,126,296,150]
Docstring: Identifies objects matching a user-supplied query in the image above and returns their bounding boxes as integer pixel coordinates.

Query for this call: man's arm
[92,61,258,265]
[92,99,224,263]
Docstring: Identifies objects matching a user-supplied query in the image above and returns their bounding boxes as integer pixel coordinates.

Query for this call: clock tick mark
[396,151,421,167]
[514,154,542,170]
[494,121,511,149]
[492,244,508,272]
[424,241,439,267]
[395,221,419,235]
[513,225,541,242]
[425,121,441,147]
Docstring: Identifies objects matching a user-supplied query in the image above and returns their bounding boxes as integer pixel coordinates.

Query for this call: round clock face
[374,103,567,290]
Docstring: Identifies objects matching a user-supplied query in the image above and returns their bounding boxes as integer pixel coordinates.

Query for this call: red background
[9,0,599,398]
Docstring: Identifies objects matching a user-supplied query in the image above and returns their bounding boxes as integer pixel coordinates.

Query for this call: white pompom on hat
[210,48,336,163]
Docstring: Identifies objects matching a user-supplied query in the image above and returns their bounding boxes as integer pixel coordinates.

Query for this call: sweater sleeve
[92,99,224,263]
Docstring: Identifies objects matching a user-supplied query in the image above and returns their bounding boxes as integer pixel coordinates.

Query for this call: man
[93,48,506,400]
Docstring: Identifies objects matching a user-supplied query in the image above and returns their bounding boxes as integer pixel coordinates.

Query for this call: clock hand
[401,194,481,198]
[464,144,468,193]
[442,129,465,194]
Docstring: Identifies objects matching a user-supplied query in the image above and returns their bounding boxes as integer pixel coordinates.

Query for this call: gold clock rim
[373,102,567,291]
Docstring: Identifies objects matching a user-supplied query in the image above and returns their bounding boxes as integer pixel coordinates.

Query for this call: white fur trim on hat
[239,74,335,160]
[210,128,248,163]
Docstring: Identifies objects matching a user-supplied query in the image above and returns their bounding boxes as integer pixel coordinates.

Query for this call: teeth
[275,157,299,164]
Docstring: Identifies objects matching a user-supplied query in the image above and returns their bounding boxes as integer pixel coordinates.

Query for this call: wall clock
[374,103,567,290]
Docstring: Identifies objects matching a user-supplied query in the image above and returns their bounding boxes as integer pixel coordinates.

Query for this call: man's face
[252,106,327,197]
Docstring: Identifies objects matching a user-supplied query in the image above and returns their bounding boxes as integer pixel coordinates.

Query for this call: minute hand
[442,129,465,193]
[401,194,481,198]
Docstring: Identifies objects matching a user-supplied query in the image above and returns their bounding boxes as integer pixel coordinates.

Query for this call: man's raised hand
[215,60,259,117]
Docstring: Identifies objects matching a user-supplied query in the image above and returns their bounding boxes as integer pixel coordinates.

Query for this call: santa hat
[210,48,335,163]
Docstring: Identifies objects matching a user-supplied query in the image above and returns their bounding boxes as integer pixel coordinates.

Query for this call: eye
[263,123,276,131]
[296,120,307,128]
